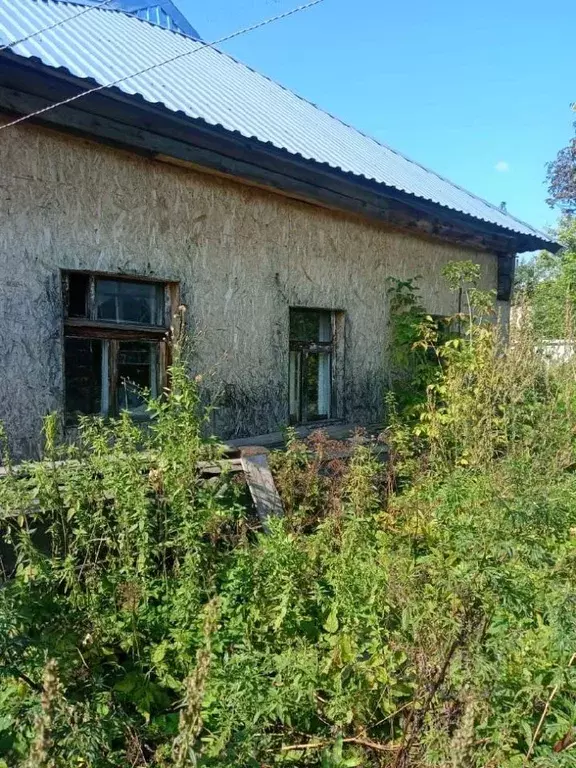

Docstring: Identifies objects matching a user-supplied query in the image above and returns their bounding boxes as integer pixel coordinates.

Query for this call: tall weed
[2,265,576,765]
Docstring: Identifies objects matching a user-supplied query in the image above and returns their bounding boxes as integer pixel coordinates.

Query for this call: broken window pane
[66,273,90,318]
[64,338,102,418]
[95,279,163,326]
[116,341,157,416]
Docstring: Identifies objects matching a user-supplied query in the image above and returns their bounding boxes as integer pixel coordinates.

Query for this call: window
[62,272,175,421]
[289,308,335,424]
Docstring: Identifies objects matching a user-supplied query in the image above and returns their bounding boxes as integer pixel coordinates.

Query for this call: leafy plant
[3,264,576,766]
[515,216,576,340]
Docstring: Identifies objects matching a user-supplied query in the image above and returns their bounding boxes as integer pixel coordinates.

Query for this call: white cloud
[495,160,510,173]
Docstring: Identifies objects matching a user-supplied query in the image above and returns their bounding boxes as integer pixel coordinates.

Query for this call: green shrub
[3,267,576,766]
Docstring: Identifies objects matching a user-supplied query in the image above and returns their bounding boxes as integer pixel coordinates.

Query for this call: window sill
[65,318,168,340]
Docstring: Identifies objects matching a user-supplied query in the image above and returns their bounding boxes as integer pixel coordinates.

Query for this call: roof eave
[0,53,557,256]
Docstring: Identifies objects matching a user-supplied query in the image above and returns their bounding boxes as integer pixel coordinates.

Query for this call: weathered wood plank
[64,318,168,340]
[226,422,383,450]
[239,447,283,524]
[0,455,243,479]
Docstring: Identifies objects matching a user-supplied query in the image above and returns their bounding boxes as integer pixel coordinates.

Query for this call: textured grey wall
[0,124,499,458]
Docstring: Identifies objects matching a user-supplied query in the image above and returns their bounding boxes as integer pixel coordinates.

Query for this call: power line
[0,0,324,131]
[0,0,116,53]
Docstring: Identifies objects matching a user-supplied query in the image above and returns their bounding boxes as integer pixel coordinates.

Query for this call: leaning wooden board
[239,446,283,524]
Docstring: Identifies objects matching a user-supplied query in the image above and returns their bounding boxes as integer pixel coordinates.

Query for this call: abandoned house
[0,0,559,459]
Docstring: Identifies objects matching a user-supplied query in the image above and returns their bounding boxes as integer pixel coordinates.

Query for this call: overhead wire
[0,0,324,131]
[0,0,116,52]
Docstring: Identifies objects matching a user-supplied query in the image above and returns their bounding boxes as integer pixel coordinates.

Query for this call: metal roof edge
[130,24,554,246]
[1,51,560,254]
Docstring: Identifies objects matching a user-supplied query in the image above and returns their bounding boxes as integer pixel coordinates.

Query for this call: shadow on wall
[206,381,288,440]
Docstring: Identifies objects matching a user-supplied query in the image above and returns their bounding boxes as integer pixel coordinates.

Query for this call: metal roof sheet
[0,0,553,244]
[42,0,202,38]
[127,3,199,37]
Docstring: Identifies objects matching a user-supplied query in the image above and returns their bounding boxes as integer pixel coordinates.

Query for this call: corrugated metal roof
[128,4,198,37]
[43,0,202,37]
[0,0,553,243]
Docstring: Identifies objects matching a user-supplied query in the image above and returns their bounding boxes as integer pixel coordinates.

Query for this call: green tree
[546,104,576,213]
[515,216,576,338]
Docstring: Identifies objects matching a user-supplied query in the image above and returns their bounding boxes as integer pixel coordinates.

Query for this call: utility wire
[0,0,324,131]
[0,0,115,52]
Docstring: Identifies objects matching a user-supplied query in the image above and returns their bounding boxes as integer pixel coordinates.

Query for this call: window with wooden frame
[289,308,337,424]
[62,272,177,422]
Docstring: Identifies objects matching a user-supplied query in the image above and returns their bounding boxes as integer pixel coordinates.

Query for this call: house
[0,0,559,458]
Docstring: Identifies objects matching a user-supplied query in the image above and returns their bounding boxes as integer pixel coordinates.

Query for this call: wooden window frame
[289,308,340,426]
[62,270,179,421]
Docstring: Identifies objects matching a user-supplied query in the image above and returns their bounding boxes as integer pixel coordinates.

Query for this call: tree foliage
[515,217,576,339]
[547,106,576,213]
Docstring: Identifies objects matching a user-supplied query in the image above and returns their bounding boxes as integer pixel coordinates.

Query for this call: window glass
[303,351,331,421]
[95,279,163,326]
[316,351,331,417]
[290,309,333,343]
[289,309,334,423]
[64,338,103,417]
[289,349,301,422]
[116,341,157,416]
[318,312,332,343]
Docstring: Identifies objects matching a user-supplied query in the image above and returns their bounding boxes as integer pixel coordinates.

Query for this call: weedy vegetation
[2,261,576,766]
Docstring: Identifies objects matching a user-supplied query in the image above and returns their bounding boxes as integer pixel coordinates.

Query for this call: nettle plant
[3,264,576,766]
[386,263,494,406]
[0,357,247,766]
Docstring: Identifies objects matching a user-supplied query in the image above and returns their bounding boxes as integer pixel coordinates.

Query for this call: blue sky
[179,0,574,236]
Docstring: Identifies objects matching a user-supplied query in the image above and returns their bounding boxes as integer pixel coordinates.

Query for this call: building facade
[0,0,557,458]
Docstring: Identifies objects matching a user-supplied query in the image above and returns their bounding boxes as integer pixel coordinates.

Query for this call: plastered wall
[0,124,499,457]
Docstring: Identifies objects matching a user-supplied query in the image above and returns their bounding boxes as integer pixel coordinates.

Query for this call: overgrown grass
[3,267,576,766]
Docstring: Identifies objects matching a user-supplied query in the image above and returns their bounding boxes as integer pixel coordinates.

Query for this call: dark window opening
[62,272,174,422]
[67,272,90,318]
[289,308,334,424]
[64,338,102,417]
